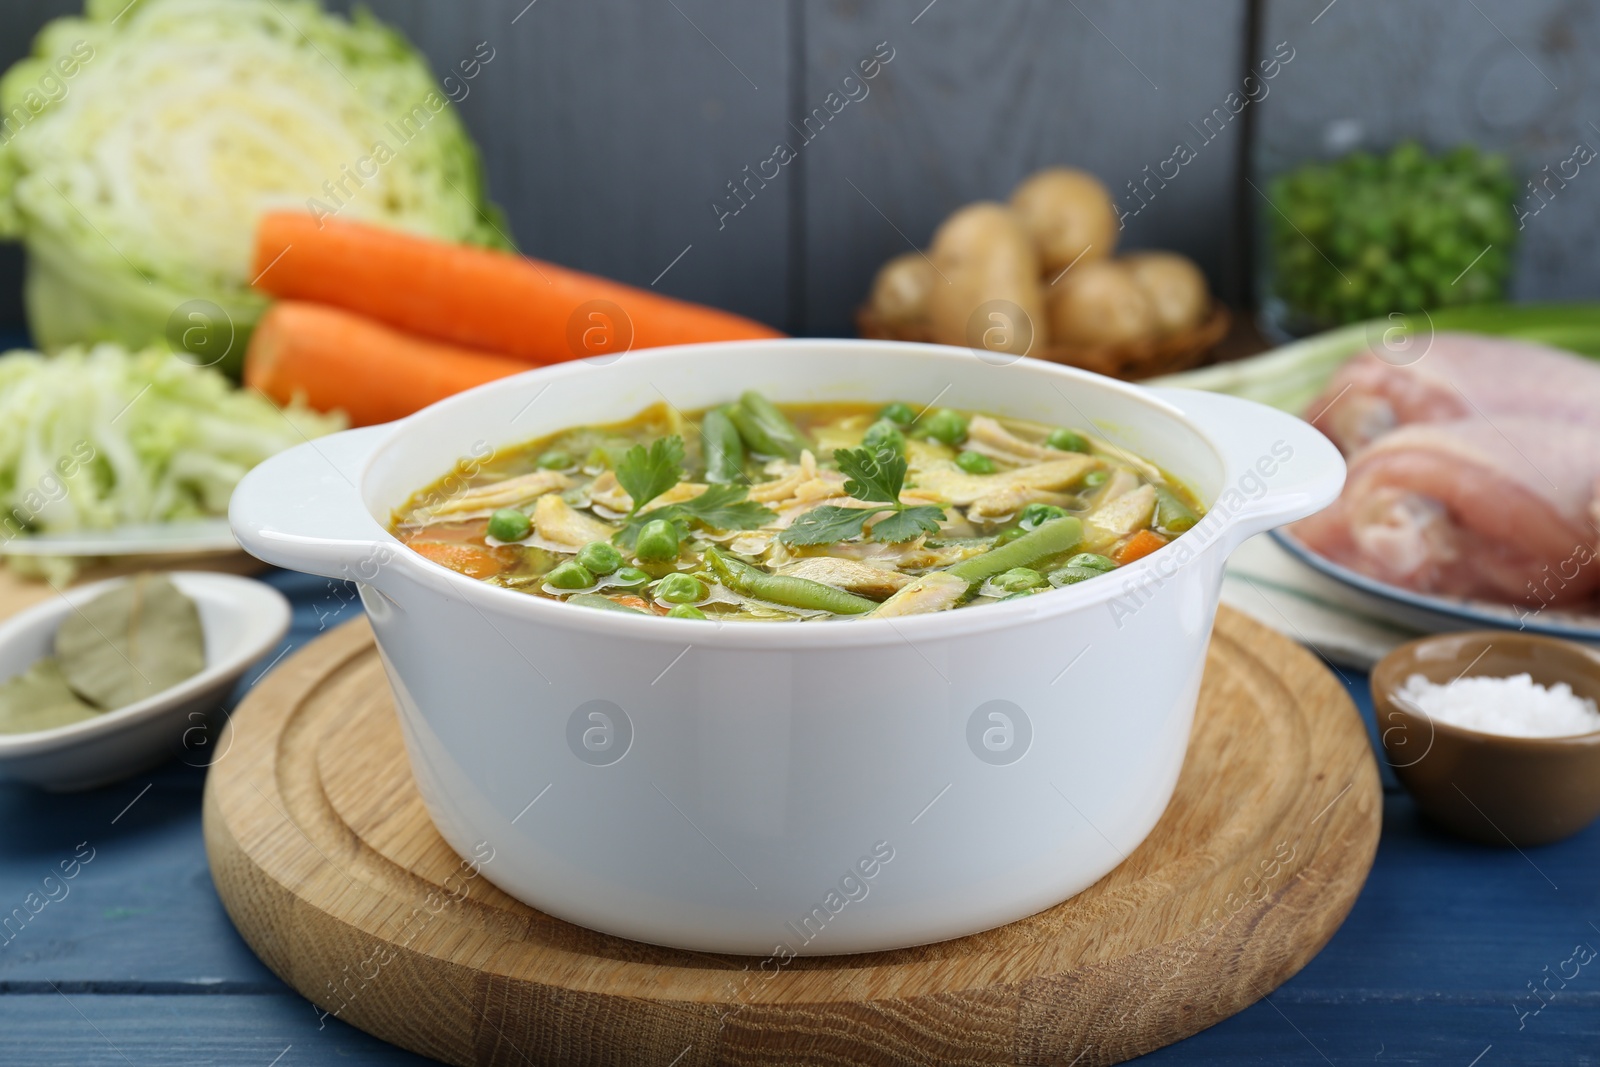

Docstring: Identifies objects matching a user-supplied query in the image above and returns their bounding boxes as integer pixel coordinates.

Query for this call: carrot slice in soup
[1113,529,1167,566]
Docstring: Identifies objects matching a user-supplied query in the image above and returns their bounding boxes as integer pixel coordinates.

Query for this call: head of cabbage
[0,0,510,377]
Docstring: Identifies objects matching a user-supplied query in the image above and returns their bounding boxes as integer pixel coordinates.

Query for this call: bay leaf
[56,574,205,711]
[0,657,103,734]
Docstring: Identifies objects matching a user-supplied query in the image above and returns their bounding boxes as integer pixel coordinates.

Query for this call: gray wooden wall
[0,0,1594,339]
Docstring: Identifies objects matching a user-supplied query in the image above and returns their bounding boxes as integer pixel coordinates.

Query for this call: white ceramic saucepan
[229,340,1343,955]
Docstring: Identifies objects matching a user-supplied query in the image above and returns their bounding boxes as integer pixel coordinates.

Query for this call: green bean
[1152,485,1200,533]
[567,592,647,614]
[704,547,876,615]
[700,406,746,484]
[730,390,807,460]
[945,517,1084,584]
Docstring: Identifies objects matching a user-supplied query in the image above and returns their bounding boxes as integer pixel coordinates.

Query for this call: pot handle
[1145,387,1346,550]
[229,424,399,586]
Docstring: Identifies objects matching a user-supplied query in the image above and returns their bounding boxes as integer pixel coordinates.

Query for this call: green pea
[1047,428,1089,453]
[993,527,1027,547]
[634,519,680,561]
[877,401,915,426]
[486,508,531,543]
[1049,566,1104,586]
[667,604,707,620]
[575,540,622,575]
[922,408,968,446]
[992,567,1044,593]
[1082,470,1108,488]
[956,450,995,474]
[566,593,647,614]
[1064,552,1117,573]
[611,566,650,587]
[1020,502,1067,529]
[862,418,906,456]
[654,573,706,604]
[536,449,573,471]
[545,561,595,590]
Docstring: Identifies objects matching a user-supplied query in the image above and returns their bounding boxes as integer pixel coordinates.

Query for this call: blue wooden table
[1,568,1595,1065]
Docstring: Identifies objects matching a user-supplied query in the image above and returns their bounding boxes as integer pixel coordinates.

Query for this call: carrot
[251,213,785,364]
[245,302,530,426]
[1113,529,1168,566]
[406,539,511,580]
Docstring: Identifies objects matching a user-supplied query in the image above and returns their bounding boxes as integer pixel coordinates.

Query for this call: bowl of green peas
[1261,141,1518,337]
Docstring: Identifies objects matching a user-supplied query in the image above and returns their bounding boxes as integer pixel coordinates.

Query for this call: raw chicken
[1305,333,1600,454]
[1292,417,1600,607]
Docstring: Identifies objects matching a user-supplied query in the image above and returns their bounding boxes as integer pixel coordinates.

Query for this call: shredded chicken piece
[912,456,1099,506]
[1086,483,1157,540]
[966,488,1076,524]
[828,537,985,570]
[779,557,913,598]
[1095,468,1139,505]
[963,415,1060,464]
[587,471,705,513]
[420,470,571,519]
[870,571,970,617]
[533,493,615,546]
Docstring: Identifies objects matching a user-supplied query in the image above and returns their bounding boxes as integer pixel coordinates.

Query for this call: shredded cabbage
[0,343,344,540]
[0,0,508,373]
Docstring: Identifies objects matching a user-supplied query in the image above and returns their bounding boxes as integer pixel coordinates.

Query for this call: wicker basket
[855,303,1231,381]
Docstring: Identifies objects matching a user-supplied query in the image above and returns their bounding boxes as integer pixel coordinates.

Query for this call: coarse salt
[1398,672,1600,738]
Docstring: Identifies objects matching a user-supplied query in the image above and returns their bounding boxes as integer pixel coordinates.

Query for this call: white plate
[1272,530,1600,644]
[0,571,290,791]
[0,518,238,557]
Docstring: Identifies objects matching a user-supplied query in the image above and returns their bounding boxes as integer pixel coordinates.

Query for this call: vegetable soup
[391,393,1204,620]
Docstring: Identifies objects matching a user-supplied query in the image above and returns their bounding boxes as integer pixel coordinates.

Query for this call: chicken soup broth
[391,393,1204,620]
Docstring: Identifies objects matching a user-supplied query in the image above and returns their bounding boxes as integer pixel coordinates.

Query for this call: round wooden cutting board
[205,607,1381,1067]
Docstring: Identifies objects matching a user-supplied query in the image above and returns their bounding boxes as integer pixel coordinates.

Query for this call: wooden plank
[344,0,793,331]
[799,0,1250,337]
[1255,0,1600,303]
[0,993,439,1065]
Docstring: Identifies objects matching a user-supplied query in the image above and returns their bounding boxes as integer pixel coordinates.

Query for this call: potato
[867,252,936,332]
[1123,252,1210,335]
[1010,168,1118,275]
[927,202,1045,357]
[1046,259,1157,346]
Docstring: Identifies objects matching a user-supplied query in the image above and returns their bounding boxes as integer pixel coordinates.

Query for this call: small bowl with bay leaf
[0,572,290,791]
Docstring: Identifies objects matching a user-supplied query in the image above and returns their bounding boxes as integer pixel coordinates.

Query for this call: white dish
[0,572,290,791]
[0,518,238,557]
[229,339,1344,954]
[1273,529,1600,645]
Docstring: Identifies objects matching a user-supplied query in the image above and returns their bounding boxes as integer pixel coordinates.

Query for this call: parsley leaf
[676,484,774,531]
[613,485,776,549]
[777,446,947,546]
[836,447,905,505]
[868,505,946,544]
[780,505,877,546]
[615,435,686,516]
